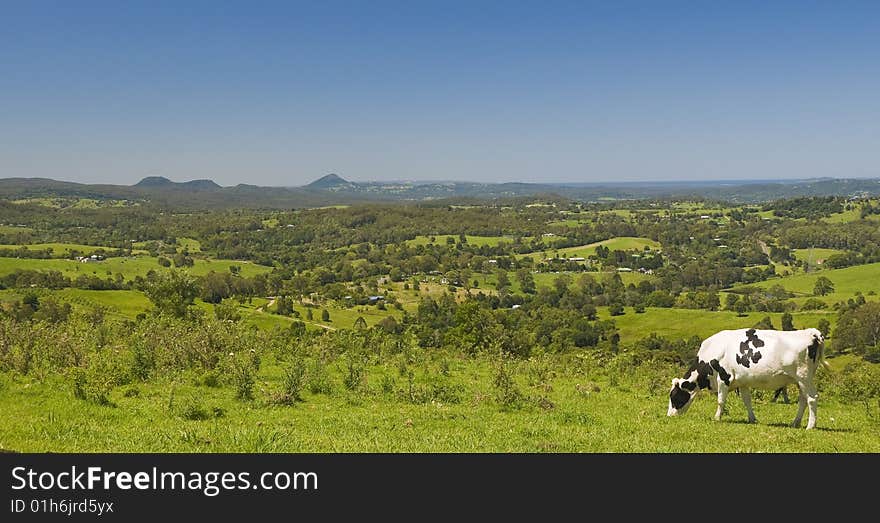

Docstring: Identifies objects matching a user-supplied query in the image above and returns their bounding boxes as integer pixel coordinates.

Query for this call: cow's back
[696,328,817,389]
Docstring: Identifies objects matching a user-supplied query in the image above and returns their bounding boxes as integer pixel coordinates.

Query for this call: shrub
[224,352,257,401]
[380,374,396,394]
[175,396,212,421]
[493,358,524,410]
[307,359,332,395]
[341,354,366,392]
[275,358,306,404]
[70,367,113,406]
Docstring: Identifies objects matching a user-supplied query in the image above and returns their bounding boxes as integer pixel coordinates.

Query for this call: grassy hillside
[1,358,873,452]
[0,255,272,279]
[597,307,835,341]
[0,242,150,256]
[731,261,880,298]
[517,237,661,260]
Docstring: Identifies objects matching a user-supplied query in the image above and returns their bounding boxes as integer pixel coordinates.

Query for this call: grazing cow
[667,328,827,429]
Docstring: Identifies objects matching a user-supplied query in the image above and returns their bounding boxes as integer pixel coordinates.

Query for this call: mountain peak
[134,176,174,187]
[133,177,220,190]
[307,173,350,189]
[181,179,221,190]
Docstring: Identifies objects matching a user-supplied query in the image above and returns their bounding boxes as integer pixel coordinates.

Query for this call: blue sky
[1,1,878,186]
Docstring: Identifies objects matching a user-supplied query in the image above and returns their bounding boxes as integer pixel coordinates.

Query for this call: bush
[174,395,212,421]
[224,352,258,401]
[274,359,306,405]
[200,370,221,388]
[379,374,395,394]
[493,358,524,410]
[832,362,880,421]
[307,359,333,395]
[341,354,366,392]
[70,367,113,406]
[800,298,828,310]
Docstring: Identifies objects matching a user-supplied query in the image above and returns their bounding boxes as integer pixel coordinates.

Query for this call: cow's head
[667,377,698,416]
[667,359,717,416]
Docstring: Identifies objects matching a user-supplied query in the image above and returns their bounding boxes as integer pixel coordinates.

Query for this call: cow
[667,328,827,429]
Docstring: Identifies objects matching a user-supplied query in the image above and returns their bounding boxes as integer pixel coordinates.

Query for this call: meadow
[517,237,661,260]
[1,197,879,454]
[1,351,874,453]
[0,254,271,279]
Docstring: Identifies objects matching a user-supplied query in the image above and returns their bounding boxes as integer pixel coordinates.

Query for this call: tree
[353,316,367,330]
[143,270,198,318]
[495,270,511,296]
[214,300,242,322]
[753,315,776,330]
[813,276,835,296]
[781,312,795,331]
[833,301,880,357]
[817,318,831,338]
[321,309,330,322]
[732,299,750,317]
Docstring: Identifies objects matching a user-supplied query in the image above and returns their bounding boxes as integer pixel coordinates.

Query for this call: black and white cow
[667,328,827,429]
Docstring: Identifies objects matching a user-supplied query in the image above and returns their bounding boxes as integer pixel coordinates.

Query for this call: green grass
[405,235,513,247]
[0,255,272,279]
[729,261,880,298]
[597,306,836,341]
[0,358,874,452]
[176,237,202,253]
[517,237,661,260]
[0,242,149,256]
[792,248,845,265]
[0,225,33,234]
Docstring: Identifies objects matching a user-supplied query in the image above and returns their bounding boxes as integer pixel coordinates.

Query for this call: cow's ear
[671,378,680,386]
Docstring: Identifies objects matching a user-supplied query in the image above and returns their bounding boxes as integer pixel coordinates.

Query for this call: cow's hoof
[747,418,757,424]
[791,421,802,428]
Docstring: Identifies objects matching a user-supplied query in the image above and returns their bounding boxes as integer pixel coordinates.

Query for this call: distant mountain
[180,179,221,190]
[306,173,351,189]
[134,176,175,188]
[135,176,221,191]
[1,175,879,210]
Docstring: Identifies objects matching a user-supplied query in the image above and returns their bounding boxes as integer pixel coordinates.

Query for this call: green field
[730,261,880,298]
[0,255,272,279]
[0,225,33,234]
[792,248,845,265]
[518,237,661,260]
[405,235,513,247]
[597,306,835,341]
[1,355,874,452]
[0,242,150,256]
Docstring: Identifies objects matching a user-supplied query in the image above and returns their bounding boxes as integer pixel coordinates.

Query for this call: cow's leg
[805,380,819,430]
[714,381,729,421]
[792,383,808,428]
[741,388,757,423]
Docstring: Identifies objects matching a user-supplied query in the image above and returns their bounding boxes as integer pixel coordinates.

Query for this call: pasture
[0,254,272,279]
[517,237,661,260]
[0,354,874,452]
[731,261,880,298]
[0,242,150,256]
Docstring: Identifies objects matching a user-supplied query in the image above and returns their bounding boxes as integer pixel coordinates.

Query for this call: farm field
[1,194,879,455]
[596,307,836,341]
[0,356,873,453]
[517,237,661,260]
[0,242,150,256]
[729,261,880,298]
[0,254,272,279]
[792,248,845,266]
